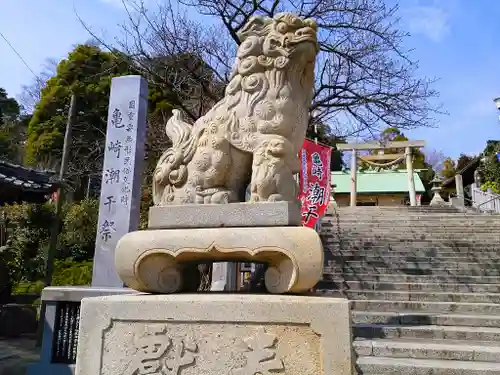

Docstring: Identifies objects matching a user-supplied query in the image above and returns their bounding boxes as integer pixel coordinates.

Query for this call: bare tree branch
[82,0,443,138]
[17,58,58,113]
[424,148,447,175]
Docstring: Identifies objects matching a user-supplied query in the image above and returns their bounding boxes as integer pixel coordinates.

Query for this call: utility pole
[37,93,76,347]
[44,93,76,286]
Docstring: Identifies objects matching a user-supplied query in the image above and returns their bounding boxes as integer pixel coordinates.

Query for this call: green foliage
[12,259,92,295]
[0,88,20,124]
[25,44,174,201]
[441,157,456,179]
[456,154,476,172]
[481,181,500,194]
[140,183,153,230]
[0,89,28,162]
[1,197,99,287]
[1,202,55,283]
[12,280,45,295]
[25,44,136,175]
[51,259,92,286]
[60,199,99,260]
[480,140,500,189]
[0,122,17,160]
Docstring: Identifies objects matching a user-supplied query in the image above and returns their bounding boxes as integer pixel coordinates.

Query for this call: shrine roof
[331,169,426,194]
[0,160,57,193]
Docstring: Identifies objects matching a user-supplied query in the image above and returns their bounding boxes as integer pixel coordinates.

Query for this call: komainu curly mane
[153,13,319,205]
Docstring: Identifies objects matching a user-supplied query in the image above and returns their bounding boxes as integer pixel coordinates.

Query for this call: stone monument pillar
[91,75,148,287]
[75,13,353,375]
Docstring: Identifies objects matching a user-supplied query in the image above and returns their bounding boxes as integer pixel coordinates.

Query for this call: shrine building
[0,159,57,206]
[330,169,426,206]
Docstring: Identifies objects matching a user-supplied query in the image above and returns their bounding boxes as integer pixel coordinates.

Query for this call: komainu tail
[153,110,198,205]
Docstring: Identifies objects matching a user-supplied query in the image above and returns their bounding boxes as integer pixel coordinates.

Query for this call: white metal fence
[471,185,500,213]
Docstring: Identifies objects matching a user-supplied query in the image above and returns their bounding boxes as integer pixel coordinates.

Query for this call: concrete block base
[75,294,353,375]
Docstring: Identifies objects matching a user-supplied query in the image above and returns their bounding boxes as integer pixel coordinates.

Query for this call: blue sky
[0,0,499,159]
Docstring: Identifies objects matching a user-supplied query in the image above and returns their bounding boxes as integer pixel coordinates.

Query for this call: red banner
[298,139,332,228]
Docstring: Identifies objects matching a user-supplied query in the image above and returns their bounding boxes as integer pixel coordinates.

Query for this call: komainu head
[233,13,319,75]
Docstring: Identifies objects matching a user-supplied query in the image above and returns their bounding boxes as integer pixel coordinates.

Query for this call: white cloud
[404,4,451,42]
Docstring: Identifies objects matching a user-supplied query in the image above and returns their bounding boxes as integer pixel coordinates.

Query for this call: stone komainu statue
[153,13,319,206]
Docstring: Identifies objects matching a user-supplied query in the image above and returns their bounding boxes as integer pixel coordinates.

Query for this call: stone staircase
[318,206,500,374]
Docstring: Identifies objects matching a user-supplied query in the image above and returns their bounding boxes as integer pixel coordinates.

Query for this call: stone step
[324,280,500,293]
[328,225,500,229]
[352,311,500,328]
[331,206,463,210]
[326,219,500,224]
[324,266,500,276]
[325,215,500,219]
[328,219,500,223]
[327,223,500,227]
[323,232,500,237]
[324,226,499,231]
[325,232,500,239]
[323,263,500,276]
[325,238,500,244]
[329,210,468,214]
[330,234,500,239]
[349,300,500,315]
[329,224,500,229]
[330,261,500,269]
[322,239,500,246]
[321,273,500,284]
[336,215,491,219]
[326,214,500,219]
[356,356,500,374]
[354,338,500,362]
[330,209,473,213]
[322,234,500,241]
[340,290,500,304]
[328,255,500,263]
[329,210,496,214]
[335,212,497,216]
[325,254,500,262]
[324,224,500,229]
[323,249,500,256]
[320,239,500,245]
[326,251,500,257]
[353,324,500,341]
[325,221,500,227]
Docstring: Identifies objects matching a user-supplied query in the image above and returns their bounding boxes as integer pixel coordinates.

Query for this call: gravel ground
[0,337,39,375]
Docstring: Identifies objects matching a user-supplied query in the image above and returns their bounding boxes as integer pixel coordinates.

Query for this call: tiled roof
[0,160,58,193]
[331,169,426,194]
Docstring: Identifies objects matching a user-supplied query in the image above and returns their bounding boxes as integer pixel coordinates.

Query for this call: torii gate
[336,140,426,207]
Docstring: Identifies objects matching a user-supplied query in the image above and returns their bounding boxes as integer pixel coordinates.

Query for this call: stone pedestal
[115,203,324,294]
[75,294,352,375]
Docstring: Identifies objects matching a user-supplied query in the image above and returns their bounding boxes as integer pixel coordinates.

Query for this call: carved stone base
[74,294,353,375]
[148,202,302,229]
[115,226,324,294]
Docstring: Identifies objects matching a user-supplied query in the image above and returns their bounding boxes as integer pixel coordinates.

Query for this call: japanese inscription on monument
[123,326,285,375]
[92,75,148,287]
[126,326,198,375]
